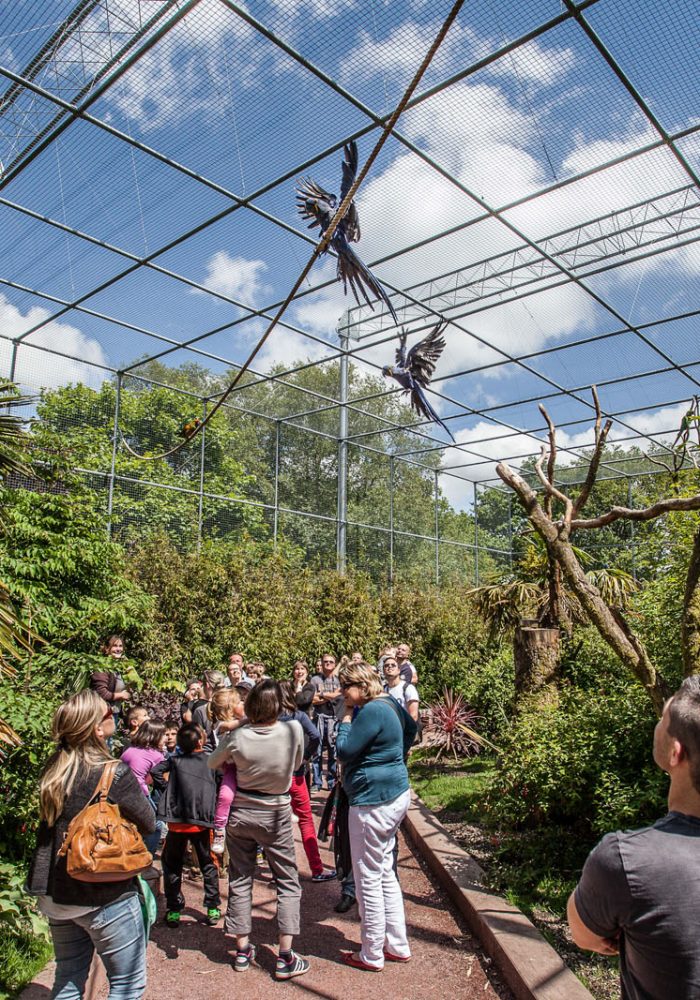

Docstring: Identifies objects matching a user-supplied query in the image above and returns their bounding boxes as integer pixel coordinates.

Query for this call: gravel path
[22,794,512,999]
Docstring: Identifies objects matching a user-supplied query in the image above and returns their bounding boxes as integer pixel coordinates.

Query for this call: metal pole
[197,397,206,552]
[273,420,280,549]
[337,313,349,574]
[434,470,440,585]
[389,455,394,592]
[474,481,480,586]
[508,493,513,571]
[8,341,18,383]
[106,373,121,539]
[628,477,637,581]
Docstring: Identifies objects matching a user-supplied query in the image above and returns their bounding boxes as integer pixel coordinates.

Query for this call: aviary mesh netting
[1,0,698,581]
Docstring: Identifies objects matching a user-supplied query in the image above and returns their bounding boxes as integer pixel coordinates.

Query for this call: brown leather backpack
[57,761,152,882]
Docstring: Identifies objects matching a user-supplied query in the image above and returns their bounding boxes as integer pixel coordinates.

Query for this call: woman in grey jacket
[27,689,155,999]
[208,679,309,981]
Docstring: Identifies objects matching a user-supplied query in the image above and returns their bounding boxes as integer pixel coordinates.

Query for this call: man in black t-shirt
[568,676,700,1000]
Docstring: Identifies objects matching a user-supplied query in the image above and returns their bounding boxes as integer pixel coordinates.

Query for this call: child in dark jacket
[152,723,220,927]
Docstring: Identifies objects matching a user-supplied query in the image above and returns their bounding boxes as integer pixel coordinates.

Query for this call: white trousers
[348,788,412,968]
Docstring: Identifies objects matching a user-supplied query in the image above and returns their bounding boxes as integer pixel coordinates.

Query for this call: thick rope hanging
[121,0,466,462]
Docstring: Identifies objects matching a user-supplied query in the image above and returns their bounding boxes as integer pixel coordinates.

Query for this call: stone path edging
[403,792,594,1000]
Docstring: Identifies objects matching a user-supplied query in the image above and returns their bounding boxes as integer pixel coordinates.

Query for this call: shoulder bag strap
[378,693,406,731]
[94,759,120,802]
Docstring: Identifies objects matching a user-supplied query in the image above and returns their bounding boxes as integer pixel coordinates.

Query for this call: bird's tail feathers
[336,243,398,325]
[411,389,455,443]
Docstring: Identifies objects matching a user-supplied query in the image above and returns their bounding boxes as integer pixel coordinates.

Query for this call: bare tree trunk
[514,625,560,700]
[683,526,700,676]
[498,462,669,716]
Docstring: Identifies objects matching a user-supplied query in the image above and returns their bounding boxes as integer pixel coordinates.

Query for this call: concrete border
[403,793,594,1000]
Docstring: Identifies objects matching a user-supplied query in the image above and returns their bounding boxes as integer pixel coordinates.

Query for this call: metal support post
[106,373,121,539]
[337,314,349,574]
[8,341,18,384]
[474,481,480,586]
[197,398,207,552]
[508,494,513,571]
[273,420,280,548]
[434,470,440,585]
[389,455,394,592]
[628,478,637,581]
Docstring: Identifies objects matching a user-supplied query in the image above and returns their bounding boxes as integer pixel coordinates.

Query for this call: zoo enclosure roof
[1,0,700,491]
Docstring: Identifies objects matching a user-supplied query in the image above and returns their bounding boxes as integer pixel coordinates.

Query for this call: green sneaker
[206,907,221,926]
[165,910,180,928]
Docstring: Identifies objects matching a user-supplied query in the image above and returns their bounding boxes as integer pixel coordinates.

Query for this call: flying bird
[296,141,398,323]
[382,322,455,442]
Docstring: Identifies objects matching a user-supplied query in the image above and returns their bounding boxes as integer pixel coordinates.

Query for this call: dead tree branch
[572,386,613,518]
[571,494,700,530]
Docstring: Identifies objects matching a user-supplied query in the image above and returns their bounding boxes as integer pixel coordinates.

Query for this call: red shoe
[383,949,411,963]
[343,952,382,972]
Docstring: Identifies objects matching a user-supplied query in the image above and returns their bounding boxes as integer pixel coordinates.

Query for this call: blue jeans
[49,892,146,999]
[342,869,355,900]
[312,714,337,789]
[143,797,162,857]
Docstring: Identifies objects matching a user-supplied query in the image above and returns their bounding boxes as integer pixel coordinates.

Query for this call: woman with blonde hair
[27,689,155,999]
[335,662,417,972]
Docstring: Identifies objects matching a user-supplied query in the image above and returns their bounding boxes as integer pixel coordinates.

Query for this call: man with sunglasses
[310,654,342,792]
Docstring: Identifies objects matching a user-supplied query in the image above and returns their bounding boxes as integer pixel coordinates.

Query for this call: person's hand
[115,690,130,702]
[218,718,241,732]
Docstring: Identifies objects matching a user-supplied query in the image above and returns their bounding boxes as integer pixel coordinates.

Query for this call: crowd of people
[29,630,700,1000]
[27,635,421,996]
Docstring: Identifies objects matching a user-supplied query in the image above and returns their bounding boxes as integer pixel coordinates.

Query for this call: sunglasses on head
[340,682,357,691]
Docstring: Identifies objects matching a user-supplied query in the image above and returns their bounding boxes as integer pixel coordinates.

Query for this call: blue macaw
[296,141,398,323]
[382,322,455,442]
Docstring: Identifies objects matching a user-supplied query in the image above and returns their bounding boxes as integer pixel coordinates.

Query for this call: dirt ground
[22,795,513,1000]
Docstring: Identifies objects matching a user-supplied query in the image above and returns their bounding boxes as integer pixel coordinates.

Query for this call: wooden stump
[514,625,560,700]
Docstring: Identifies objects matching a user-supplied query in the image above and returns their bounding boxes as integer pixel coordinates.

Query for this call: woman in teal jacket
[335,661,417,972]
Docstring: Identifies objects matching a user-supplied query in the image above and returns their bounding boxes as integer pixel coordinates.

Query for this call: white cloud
[487,37,576,87]
[103,1,273,130]
[0,295,108,390]
[339,21,483,87]
[196,251,270,306]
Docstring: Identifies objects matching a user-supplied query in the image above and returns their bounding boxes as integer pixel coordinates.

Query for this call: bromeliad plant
[421,687,497,761]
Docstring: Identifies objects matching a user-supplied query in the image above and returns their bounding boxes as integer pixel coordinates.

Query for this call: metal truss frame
[1,0,699,577]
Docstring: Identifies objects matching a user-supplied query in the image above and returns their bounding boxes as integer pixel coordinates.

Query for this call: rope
[121,0,466,461]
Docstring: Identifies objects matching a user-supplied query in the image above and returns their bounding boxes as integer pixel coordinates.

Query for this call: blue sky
[1,0,700,504]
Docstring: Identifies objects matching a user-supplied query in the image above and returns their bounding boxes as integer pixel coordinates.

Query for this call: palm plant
[469,534,638,636]
[421,688,497,760]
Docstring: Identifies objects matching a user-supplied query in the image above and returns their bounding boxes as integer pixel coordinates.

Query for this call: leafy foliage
[485,674,666,835]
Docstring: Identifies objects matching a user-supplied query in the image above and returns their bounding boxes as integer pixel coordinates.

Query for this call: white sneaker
[212,828,226,855]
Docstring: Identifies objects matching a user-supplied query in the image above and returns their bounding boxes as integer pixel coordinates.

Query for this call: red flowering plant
[420,687,497,761]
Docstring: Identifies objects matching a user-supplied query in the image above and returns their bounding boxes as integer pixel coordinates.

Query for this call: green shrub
[486,680,666,837]
[0,861,51,998]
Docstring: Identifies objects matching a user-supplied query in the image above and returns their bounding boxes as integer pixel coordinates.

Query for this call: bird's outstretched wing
[335,238,398,323]
[394,329,408,367]
[406,320,447,388]
[339,141,361,243]
[410,383,455,443]
[296,178,336,232]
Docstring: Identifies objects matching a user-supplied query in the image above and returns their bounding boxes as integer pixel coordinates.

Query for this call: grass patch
[409,753,496,821]
[0,927,53,999]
